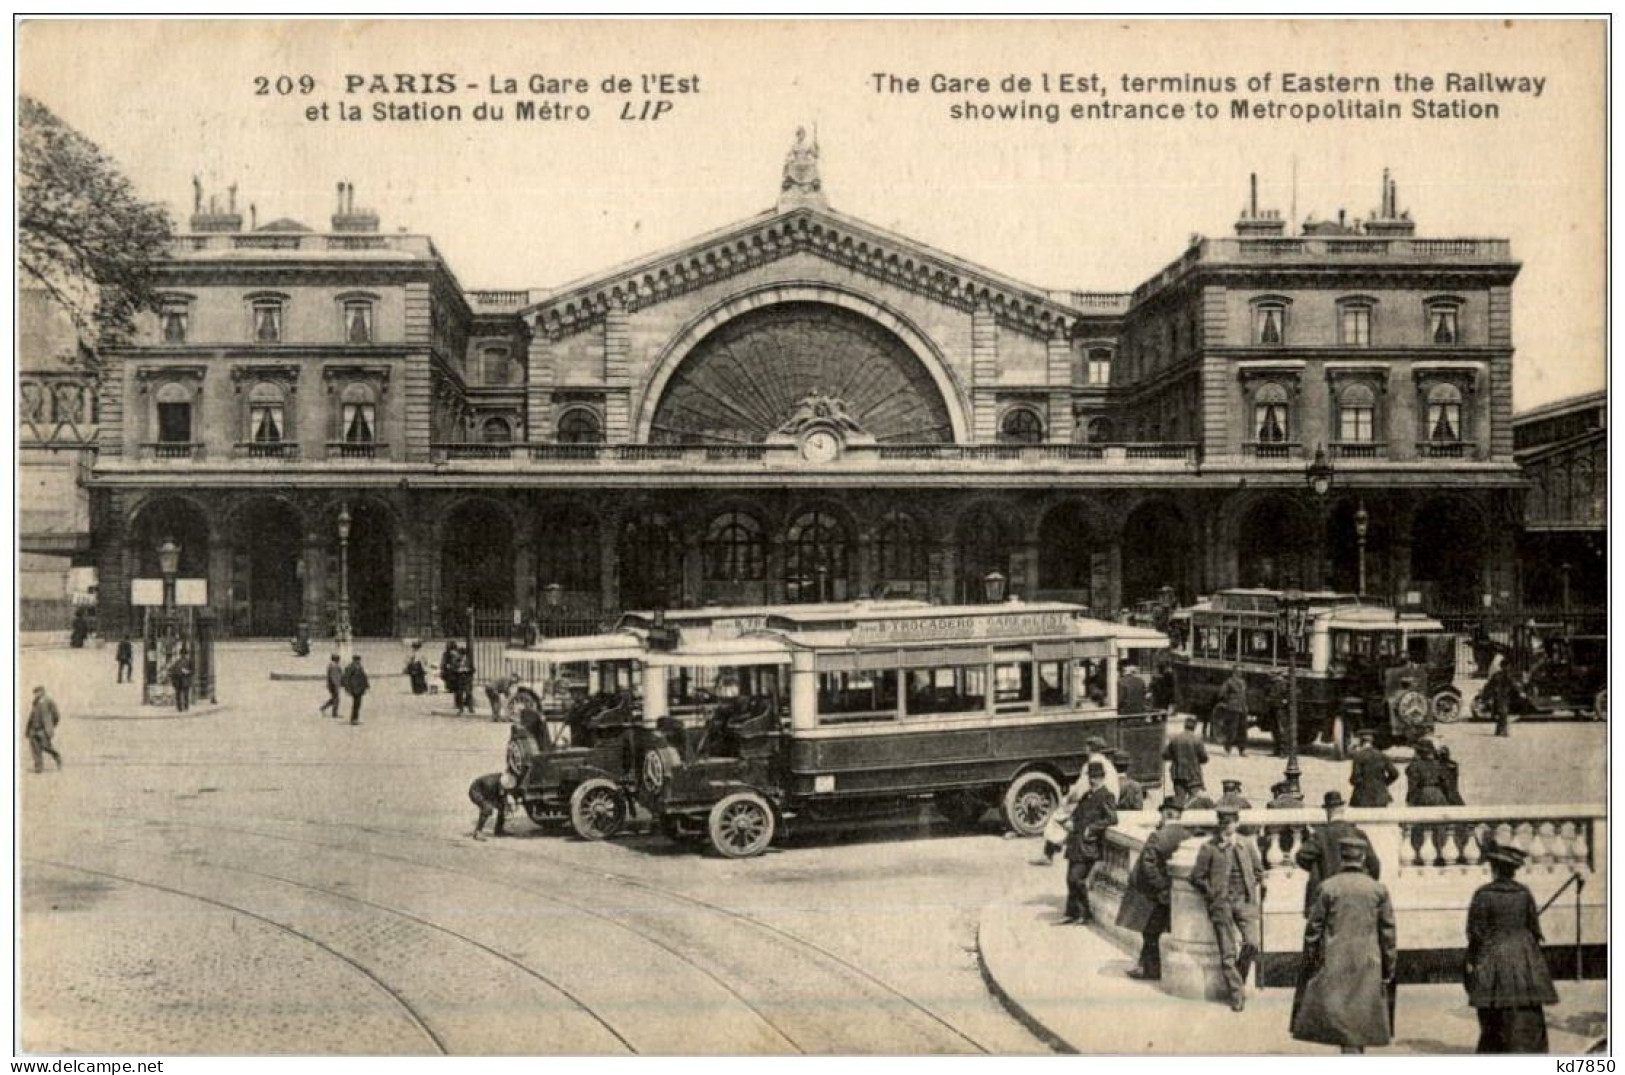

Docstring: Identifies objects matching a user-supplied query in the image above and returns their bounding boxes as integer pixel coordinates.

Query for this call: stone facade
[89,170,1525,638]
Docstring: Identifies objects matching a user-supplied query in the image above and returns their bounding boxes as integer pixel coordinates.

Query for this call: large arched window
[248,381,286,443]
[1426,382,1463,442]
[619,513,683,608]
[998,407,1044,445]
[703,511,766,582]
[784,511,850,603]
[876,511,930,595]
[557,408,604,444]
[480,417,514,443]
[1253,382,1290,443]
[957,507,1013,600]
[1337,382,1377,443]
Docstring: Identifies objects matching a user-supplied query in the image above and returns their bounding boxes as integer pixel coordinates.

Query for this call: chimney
[1366,167,1417,237]
[188,177,244,233]
[331,178,380,232]
[1234,171,1286,237]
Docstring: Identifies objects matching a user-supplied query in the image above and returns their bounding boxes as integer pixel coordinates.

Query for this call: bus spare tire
[708,791,776,858]
[569,778,628,841]
[1001,771,1062,837]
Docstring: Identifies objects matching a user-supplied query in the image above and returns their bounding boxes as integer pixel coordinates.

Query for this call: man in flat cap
[1119,797,1190,980]
[1059,760,1117,924]
[1163,715,1208,802]
[1291,835,1396,1052]
[1217,778,1253,812]
[1190,806,1263,1011]
[1112,749,1146,811]
[1348,728,1399,807]
[1294,790,1380,914]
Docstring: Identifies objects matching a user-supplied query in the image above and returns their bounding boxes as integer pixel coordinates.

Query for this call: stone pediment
[523,205,1082,342]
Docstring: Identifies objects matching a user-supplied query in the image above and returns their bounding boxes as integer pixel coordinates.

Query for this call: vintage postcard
[13,17,1608,1060]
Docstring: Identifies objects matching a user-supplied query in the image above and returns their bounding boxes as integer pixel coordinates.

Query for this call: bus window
[1375,632,1400,662]
[905,666,986,716]
[1074,659,1109,708]
[817,670,899,724]
[993,660,1034,713]
[1247,628,1276,663]
[1037,660,1070,707]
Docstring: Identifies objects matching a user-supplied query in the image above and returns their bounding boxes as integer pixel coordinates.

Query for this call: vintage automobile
[1169,589,1463,754]
[1470,633,1608,722]
[631,600,1171,858]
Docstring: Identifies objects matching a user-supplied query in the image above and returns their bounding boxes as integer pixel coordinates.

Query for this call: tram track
[100,810,1001,1054]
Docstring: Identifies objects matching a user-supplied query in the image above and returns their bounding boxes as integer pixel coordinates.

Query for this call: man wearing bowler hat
[1291,835,1396,1052]
[1163,715,1208,801]
[1059,760,1117,925]
[1295,791,1380,914]
[1119,797,1190,980]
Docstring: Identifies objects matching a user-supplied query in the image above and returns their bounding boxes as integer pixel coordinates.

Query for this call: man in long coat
[26,686,63,772]
[1163,716,1208,800]
[1118,665,1148,715]
[1294,791,1380,913]
[1060,761,1117,924]
[1190,807,1263,1011]
[1291,837,1397,1052]
[1348,729,1399,807]
[1215,666,1251,755]
[342,655,370,724]
[1119,798,1189,980]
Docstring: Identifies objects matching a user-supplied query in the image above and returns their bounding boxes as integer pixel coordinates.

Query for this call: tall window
[536,512,600,593]
[1337,382,1376,442]
[1426,301,1461,344]
[251,298,284,343]
[1086,348,1112,385]
[1426,383,1463,442]
[557,408,604,444]
[619,514,683,608]
[1254,302,1287,345]
[998,407,1044,444]
[343,300,373,344]
[784,511,850,603]
[1340,303,1373,346]
[341,383,377,443]
[248,382,285,442]
[876,511,930,592]
[703,511,766,582]
[160,301,190,344]
[155,382,192,443]
[1253,382,1290,442]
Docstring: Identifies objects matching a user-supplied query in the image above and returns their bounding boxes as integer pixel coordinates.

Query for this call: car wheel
[707,791,776,858]
[1431,691,1465,723]
[1000,771,1062,838]
[568,778,628,841]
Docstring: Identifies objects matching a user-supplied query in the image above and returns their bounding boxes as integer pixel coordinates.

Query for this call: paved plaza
[16,640,1610,1055]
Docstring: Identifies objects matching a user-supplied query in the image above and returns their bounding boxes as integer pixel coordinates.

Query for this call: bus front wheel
[1000,772,1062,838]
[569,778,629,841]
[708,791,776,858]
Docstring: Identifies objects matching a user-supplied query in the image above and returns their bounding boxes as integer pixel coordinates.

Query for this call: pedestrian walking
[1294,791,1380,913]
[1190,807,1263,1011]
[170,649,194,712]
[1405,739,1450,806]
[1118,798,1189,980]
[342,655,370,724]
[439,641,459,698]
[1290,836,1396,1053]
[1348,729,1399,807]
[1150,663,1177,713]
[25,686,63,773]
[1483,653,1514,738]
[1118,664,1148,715]
[1264,669,1289,756]
[1112,750,1145,810]
[1215,665,1251,755]
[404,642,429,695]
[1437,745,1466,806]
[468,771,511,840]
[1034,744,1117,865]
[115,637,134,684]
[320,653,343,717]
[1059,761,1117,924]
[1163,715,1208,800]
[1465,843,1559,1053]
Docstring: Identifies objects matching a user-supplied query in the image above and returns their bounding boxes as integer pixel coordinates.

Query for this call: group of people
[1052,724,1555,1054]
[319,653,371,723]
[438,641,478,715]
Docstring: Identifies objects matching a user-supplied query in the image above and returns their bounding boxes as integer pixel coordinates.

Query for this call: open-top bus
[1168,589,1462,754]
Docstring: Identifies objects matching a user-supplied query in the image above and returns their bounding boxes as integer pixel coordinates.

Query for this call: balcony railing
[1329,440,1387,460]
[1422,440,1470,459]
[1243,440,1302,460]
[435,442,517,461]
[141,441,204,461]
[235,441,301,461]
[326,441,387,460]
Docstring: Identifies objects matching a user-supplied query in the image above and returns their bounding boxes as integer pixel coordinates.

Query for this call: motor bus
[1167,589,1462,755]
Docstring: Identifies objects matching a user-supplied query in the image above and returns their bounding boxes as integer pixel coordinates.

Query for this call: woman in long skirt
[1466,842,1560,1053]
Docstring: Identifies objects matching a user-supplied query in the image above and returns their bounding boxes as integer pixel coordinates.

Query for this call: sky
[17,18,1606,411]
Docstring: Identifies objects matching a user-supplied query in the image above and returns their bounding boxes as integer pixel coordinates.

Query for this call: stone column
[301,531,327,634]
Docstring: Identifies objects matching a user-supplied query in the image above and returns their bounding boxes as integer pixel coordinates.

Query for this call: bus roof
[617,599,931,629]
[761,599,1089,628]
[503,630,646,665]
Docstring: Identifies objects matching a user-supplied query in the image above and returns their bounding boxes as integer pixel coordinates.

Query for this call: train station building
[88,147,1526,638]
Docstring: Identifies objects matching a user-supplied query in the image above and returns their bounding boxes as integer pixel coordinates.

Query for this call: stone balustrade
[1088,804,1606,1002]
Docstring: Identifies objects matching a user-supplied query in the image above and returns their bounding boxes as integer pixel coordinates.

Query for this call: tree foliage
[18,95,172,365]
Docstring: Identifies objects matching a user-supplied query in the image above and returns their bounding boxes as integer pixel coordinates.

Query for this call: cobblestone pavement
[18,643,1046,1055]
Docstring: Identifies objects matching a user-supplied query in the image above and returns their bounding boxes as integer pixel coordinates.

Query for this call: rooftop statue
[782,126,821,194]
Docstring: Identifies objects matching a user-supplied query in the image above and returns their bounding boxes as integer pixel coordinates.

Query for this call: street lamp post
[336,505,353,663]
[144,538,182,707]
[1354,501,1370,597]
[1305,445,1335,588]
[1281,588,1310,796]
[984,569,1007,604]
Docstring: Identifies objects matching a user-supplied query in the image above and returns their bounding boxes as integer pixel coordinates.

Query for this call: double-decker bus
[1168,589,1462,755]
[500,599,1170,856]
